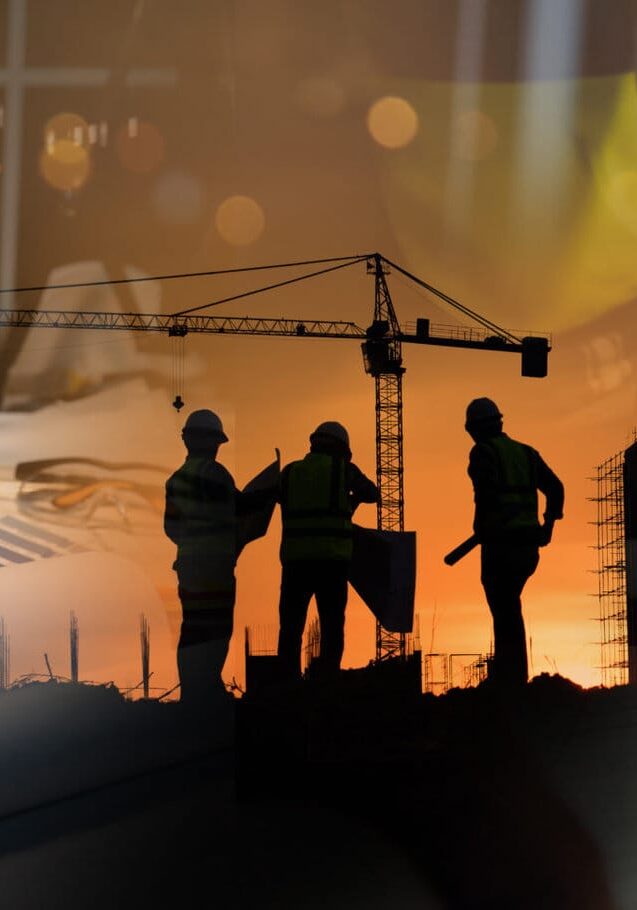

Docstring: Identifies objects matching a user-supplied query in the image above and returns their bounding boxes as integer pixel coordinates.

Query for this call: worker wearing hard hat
[164,409,254,707]
[465,398,564,688]
[277,421,378,682]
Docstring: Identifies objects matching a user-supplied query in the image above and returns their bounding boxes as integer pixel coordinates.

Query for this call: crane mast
[362,254,407,661]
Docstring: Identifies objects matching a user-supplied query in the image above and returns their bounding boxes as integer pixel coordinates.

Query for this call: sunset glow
[1,1,636,696]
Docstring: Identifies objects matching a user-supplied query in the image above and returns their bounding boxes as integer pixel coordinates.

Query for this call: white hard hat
[182,409,228,442]
[465,398,503,425]
[310,421,350,448]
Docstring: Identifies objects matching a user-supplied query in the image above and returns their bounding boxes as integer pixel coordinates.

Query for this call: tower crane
[0,252,551,663]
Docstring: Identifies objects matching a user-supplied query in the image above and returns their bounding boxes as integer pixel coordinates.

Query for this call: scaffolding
[449,653,484,689]
[464,653,491,688]
[304,617,321,674]
[423,650,490,694]
[244,625,280,694]
[244,625,278,658]
[423,653,449,695]
[592,450,628,687]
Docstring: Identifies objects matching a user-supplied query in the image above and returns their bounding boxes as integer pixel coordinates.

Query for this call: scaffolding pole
[140,614,150,699]
[69,610,79,683]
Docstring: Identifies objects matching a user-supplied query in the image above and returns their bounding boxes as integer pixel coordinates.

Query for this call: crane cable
[171,256,369,317]
[380,255,521,344]
[166,256,368,410]
[0,254,372,297]
[170,331,185,411]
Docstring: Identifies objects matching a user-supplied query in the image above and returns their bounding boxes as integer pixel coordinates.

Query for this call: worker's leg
[481,544,539,687]
[177,583,235,705]
[314,561,349,678]
[277,561,314,681]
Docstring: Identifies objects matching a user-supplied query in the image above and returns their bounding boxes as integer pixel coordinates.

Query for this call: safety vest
[166,456,236,591]
[280,453,353,562]
[481,435,539,539]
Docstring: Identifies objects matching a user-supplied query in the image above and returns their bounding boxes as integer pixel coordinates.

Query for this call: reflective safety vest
[165,456,236,592]
[280,453,353,562]
[481,436,539,539]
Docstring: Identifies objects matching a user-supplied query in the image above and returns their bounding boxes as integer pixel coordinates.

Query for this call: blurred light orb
[452,110,498,161]
[116,119,165,174]
[40,112,91,191]
[215,195,265,246]
[44,112,90,149]
[295,77,346,117]
[367,96,419,149]
[39,140,90,191]
[152,171,204,225]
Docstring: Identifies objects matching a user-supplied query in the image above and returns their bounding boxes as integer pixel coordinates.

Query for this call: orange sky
[2,0,637,692]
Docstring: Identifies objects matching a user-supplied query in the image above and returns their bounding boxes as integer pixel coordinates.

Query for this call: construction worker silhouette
[277,421,378,681]
[164,409,244,707]
[465,398,564,687]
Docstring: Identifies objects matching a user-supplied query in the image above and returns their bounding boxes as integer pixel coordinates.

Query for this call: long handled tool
[444,534,478,566]
[444,517,554,566]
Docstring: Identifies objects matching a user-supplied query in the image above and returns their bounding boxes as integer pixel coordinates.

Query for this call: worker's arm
[534,452,564,521]
[200,463,237,509]
[163,478,182,544]
[467,443,499,539]
[533,450,565,545]
[347,462,379,512]
[200,463,256,516]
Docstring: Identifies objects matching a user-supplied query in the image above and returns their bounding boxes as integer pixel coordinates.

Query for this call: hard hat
[182,409,228,442]
[465,398,503,425]
[310,421,350,448]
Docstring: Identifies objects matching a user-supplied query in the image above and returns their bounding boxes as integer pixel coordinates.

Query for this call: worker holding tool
[462,398,564,688]
[277,421,378,682]
[165,409,276,708]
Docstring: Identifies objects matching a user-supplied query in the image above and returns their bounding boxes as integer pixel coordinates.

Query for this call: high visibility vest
[166,456,236,592]
[280,453,353,562]
[481,436,539,539]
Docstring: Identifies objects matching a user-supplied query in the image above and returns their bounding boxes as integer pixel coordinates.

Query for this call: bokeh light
[294,77,346,117]
[116,119,165,174]
[39,112,91,192]
[39,140,90,192]
[44,112,90,149]
[451,109,499,161]
[367,96,419,149]
[215,194,266,246]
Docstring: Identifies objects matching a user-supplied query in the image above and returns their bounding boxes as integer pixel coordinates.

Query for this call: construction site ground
[0,672,635,909]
